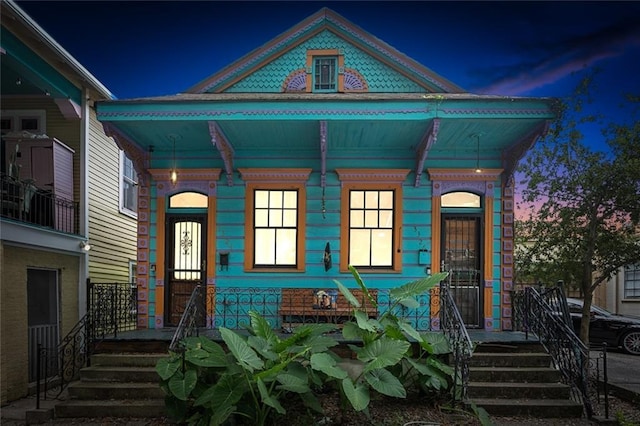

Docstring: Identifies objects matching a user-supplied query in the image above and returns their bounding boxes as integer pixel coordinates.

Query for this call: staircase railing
[513,286,595,417]
[169,284,204,352]
[438,279,473,404]
[35,280,137,406]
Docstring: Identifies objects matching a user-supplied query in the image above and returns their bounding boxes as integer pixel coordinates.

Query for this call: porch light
[80,240,91,251]
[168,134,178,185]
[474,133,482,173]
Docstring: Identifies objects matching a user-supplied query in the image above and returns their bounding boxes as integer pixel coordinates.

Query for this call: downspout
[78,87,90,318]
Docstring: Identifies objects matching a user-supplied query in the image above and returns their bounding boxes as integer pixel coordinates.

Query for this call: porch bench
[280,288,378,327]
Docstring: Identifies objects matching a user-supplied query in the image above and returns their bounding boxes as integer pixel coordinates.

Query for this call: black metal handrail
[35,280,137,406]
[169,285,205,352]
[438,278,473,404]
[513,286,596,417]
[1,173,79,234]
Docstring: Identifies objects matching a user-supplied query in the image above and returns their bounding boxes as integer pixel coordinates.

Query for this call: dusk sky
[14,1,640,152]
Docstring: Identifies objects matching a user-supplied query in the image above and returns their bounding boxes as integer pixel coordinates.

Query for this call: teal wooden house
[96,8,556,332]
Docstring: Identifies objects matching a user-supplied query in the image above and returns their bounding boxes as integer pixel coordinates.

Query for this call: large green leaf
[364,368,406,398]
[420,332,451,354]
[310,353,348,379]
[276,372,310,393]
[257,378,286,414]
[398,321,422,343]
[347,265,378,308]
[249,310,278,343]
[185,344,228,368]
[333,279,361,308]
[358,337,410,373]
[354,311,377,332]
[301,392,324,413]
[396,297,420,309]
[168,369,197,401]
[341,378,370,412]
[247,335,278,361]
[156,357,181,380]
[299,334,339,353]
[389,272,448,301]
[341,322,363,340]
[210,404,236,426]
[220,327,264,373]
[194,374,244,408]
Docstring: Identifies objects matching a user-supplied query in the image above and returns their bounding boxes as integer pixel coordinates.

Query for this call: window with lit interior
[314,57,337,92]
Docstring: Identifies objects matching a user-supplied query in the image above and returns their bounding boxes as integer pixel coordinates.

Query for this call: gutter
[5,0,115,100]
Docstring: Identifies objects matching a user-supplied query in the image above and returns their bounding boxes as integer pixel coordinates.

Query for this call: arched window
[441,191,481,208]
[169,192,207,208]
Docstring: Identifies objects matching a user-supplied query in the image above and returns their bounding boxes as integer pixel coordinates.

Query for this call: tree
[515,73,640,346]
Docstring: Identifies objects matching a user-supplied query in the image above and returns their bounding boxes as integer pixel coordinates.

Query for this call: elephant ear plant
[333,265,453,414]
[156,312,346,426]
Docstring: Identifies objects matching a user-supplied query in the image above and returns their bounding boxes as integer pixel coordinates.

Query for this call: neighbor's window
[0,110,46,134]
[120,151,138,217]
[240,168,311,272]
[624,264,640,299]
[314,57,337,92]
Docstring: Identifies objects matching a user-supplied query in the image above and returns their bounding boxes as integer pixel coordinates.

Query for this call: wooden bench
[280,288,378,327]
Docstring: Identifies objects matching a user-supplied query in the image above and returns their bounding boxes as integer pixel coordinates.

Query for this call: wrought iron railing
[34,280,137,407]
[513,286,599,418]
[437,279,473,404]
[169,285,205,352]
[1,174,79,234]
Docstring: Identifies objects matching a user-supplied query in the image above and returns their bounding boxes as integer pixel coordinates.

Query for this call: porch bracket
[414,118,440,187]
[319,120,327,188]
[502,120,551,182]
[102,122,150,185]
[208,121,235,186]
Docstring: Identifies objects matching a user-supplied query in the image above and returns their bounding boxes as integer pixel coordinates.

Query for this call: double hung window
[624,264,640,299]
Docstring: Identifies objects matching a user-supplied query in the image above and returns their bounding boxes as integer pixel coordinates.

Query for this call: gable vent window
[314,57,337,92]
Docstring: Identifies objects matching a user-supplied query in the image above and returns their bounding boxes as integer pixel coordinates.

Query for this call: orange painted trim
[207,195,216,280]
[156,197,166,317]
[156,287,164,315]
[484,196,494,284]
[431,197,441,274]
[484,287,493,319]
[338,181,405,273]
[243,181,308,273]
[430,286,440,322]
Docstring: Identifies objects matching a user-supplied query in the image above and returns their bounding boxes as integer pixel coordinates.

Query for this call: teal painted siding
[226,30,426,93]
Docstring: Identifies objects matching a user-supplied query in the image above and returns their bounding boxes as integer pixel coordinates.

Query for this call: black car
[567,298,640,355]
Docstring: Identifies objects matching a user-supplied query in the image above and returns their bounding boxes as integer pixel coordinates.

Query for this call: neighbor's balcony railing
[1,174,79,234]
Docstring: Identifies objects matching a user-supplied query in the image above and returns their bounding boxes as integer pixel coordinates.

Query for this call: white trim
[1,109,46,133]
[119,150,138,219]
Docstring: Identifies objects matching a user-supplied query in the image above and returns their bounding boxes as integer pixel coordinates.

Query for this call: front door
[441,215,482,328]
[166,214,206,326]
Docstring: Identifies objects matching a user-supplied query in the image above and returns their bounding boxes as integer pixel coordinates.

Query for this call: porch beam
[319,120,327,188]
[414,118,440,187]
[208,121,235,186]
[102,122,150,185]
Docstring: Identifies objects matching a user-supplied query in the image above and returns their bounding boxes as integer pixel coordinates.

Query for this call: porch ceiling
[102,116,545,158]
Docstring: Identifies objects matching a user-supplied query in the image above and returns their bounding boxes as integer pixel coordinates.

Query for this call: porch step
[80,365,159,382]
[469,398,583,417]
[466,343,583,418]
[467,381,571,399]
[54,351,168,420]
[55,399,166,418]
[469,366,561,383]
[67,381,165,400]
[468,352,551,368]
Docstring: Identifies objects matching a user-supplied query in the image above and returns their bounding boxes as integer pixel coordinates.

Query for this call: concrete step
[467,398,583,417]
[91,353,167,368]
[469,366,561,383]
[55,399,166,418]
[467,381,571,399]
[80,366,158,382]
[67,381,165,400]
[469,352,551,368]
[473,343,546,353]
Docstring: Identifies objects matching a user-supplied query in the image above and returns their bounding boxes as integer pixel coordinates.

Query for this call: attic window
[314,57,337,92]
[306,49,344,93]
